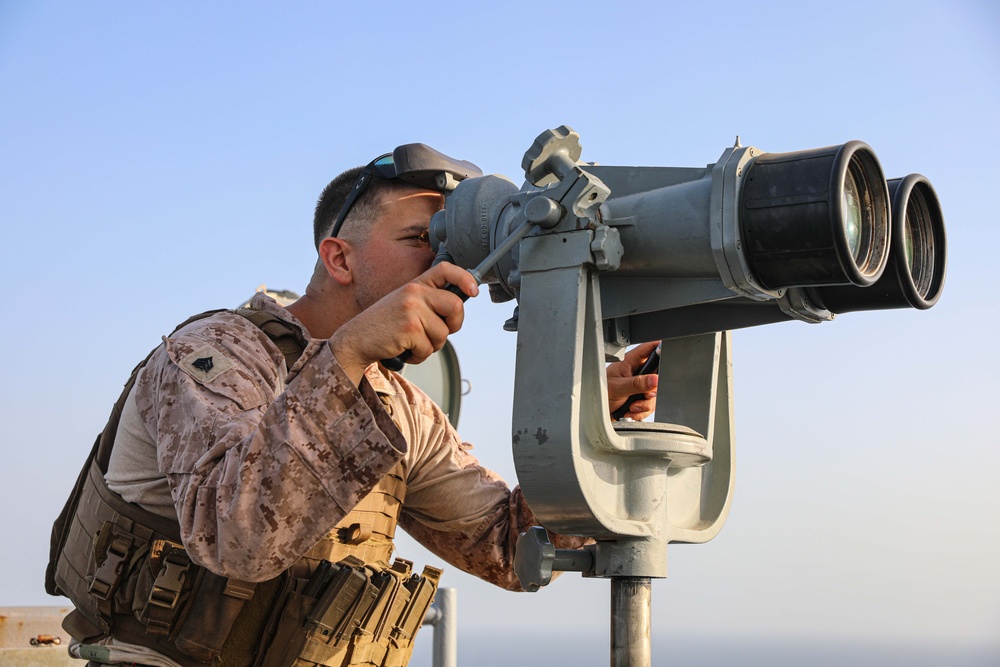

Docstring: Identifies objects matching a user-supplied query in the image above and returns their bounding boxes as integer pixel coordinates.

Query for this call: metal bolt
[525,196,562,228]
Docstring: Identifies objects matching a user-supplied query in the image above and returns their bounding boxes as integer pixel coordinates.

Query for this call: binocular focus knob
[522,125,583,187]
[514,526,557,592]
[514,526,596,592]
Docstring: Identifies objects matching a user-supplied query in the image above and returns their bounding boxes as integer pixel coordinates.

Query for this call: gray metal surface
[611,578,652,667]
[422,588,457,667]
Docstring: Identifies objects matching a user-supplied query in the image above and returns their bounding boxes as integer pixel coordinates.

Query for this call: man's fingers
[624,399,656,420]
[607,341,660,419]
[422,262,480,299]
[623,340,659,370]
[606,374,658,409]
[425,284,467,333]
[336,267,474,374]
[610,372,657,394]
[399,274,472,363]
[631,373,658,393]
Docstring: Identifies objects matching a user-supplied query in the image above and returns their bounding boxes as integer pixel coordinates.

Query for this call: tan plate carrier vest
[45,310,441,667]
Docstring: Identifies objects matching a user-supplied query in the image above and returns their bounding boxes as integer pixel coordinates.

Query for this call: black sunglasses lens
[372,155,396,178]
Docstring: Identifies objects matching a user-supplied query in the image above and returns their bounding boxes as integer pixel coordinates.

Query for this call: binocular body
[429,127,946,579]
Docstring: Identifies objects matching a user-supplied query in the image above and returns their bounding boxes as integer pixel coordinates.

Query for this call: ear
[318,236,354,286]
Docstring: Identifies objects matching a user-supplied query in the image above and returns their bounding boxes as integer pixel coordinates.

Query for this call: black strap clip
[145,544,191,636]
[88,533,132,601]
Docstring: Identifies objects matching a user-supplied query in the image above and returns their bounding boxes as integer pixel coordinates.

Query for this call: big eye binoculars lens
[740,141,890,290]
[815,173,946,313]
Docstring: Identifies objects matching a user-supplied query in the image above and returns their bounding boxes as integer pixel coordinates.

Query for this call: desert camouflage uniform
[126,291,584,589]
[57,292,590,665]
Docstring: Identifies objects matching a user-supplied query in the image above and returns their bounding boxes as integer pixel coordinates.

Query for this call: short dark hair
[312,167,426,249]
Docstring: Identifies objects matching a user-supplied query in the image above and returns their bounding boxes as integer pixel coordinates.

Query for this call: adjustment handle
[514,526,594,592]
[522,125,583,187]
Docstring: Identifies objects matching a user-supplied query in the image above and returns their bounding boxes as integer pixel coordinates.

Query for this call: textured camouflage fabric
[134,293,586,590]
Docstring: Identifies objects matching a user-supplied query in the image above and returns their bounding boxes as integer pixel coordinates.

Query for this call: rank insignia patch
[178,344,235,383]
[192,356,214,373]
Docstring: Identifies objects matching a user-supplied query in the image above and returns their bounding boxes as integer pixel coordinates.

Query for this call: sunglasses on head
[328,143,482,239]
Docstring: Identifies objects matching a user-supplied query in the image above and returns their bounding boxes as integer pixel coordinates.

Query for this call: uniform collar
[247,292,312,341]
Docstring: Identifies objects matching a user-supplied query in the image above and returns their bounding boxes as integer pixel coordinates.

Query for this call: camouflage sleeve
[392,378,589,591]
[135,313,406,582]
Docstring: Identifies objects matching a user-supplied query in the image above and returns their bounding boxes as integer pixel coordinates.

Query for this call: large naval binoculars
[429,126,946,585]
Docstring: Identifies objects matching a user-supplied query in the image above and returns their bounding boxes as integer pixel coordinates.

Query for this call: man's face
[350,189,443,312]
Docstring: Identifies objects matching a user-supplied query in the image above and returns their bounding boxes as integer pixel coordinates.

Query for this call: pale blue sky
[1,2,998,664]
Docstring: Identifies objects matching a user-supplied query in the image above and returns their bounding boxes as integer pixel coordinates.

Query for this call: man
[48,144,658,667]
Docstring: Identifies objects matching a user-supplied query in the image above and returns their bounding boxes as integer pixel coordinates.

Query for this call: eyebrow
[399,224,429,235]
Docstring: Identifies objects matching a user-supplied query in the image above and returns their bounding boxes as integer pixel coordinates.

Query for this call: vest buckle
[149,550,190,611]
[144,544,191,636]
[88,533,132,601]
